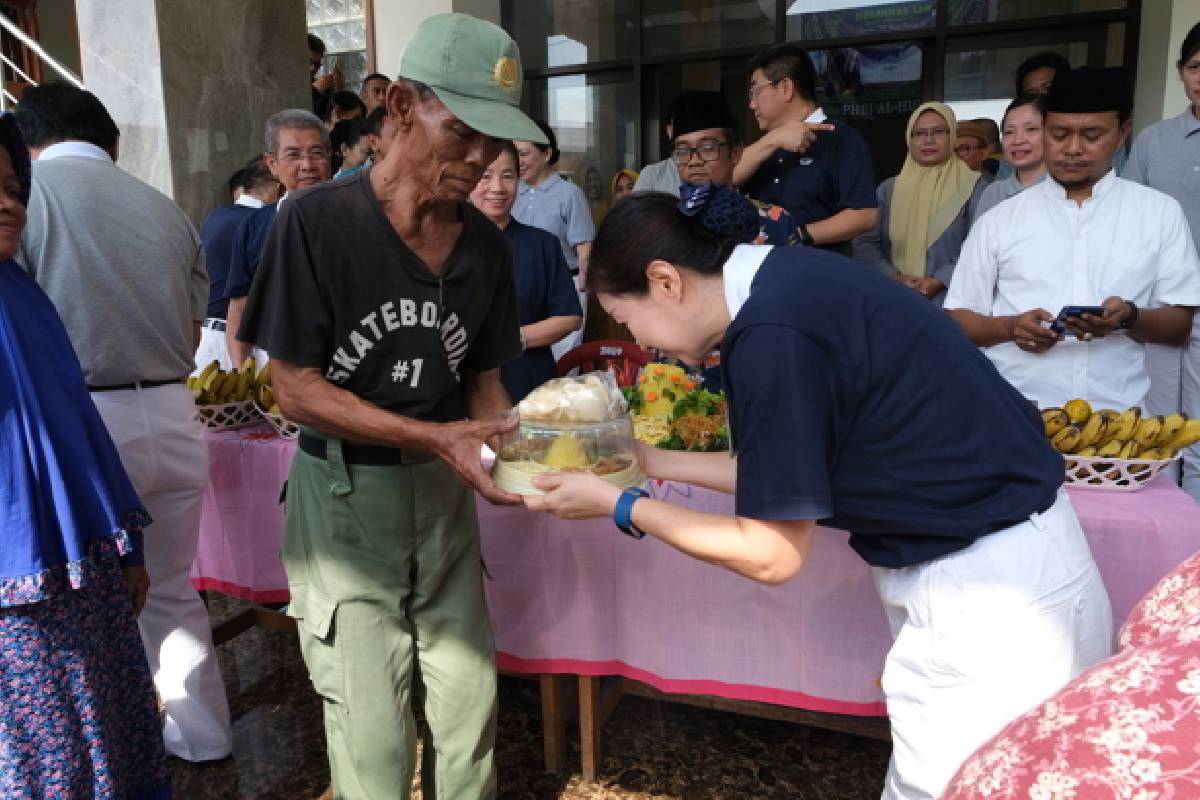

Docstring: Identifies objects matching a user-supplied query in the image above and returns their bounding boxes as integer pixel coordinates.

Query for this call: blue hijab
[0,115,149,606]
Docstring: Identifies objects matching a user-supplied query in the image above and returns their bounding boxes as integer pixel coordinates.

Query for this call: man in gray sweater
[16,83,232,762]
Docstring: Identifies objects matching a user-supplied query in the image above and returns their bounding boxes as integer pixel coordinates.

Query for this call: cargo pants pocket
[294,586,346,706]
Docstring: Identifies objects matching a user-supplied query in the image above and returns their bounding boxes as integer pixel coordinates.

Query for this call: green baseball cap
[398,13,547,145]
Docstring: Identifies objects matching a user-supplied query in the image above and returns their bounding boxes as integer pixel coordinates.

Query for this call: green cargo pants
[283,437,497,800]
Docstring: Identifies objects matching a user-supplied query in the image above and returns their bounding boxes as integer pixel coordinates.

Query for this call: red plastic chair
[554,340,651,387]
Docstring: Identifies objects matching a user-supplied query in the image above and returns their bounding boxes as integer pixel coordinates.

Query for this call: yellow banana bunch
[1051,425,1083,454]
[1134,416,1164,449]
[1077,413,1107,449]
[1040,400,1197,464]
[1163,419,1200,454]
[1107,407,1141,443]
[1156,413,1187,446]
[188,360,260,405]
[1042,408,1070,438]
[1064,398,1092,424]
[195,360,220,386]
[258,384,276,410]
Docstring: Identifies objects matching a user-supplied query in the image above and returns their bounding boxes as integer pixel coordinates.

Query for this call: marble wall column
[74,0,310,224]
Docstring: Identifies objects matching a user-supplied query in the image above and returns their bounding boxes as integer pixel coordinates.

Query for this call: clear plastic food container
[493,417,645,496]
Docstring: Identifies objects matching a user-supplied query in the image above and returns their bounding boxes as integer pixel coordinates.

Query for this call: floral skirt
[0,539,170,799]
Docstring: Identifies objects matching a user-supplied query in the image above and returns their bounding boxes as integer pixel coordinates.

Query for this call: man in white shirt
[946,68,1200,410]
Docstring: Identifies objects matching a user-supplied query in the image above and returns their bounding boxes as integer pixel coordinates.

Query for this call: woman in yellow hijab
[851,102,986,306]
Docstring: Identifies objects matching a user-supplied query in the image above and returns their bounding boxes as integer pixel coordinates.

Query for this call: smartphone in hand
[1051,305,1107,336]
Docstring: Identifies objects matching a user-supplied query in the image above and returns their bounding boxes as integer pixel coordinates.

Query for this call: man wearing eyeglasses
[671,90,799,245]
[732,44,878,255]
[224,109,331,366]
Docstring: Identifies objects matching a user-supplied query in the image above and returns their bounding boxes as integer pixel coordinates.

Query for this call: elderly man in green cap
[238,13,546,799]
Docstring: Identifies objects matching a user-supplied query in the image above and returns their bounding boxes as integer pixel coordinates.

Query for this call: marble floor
[170,598,891,799]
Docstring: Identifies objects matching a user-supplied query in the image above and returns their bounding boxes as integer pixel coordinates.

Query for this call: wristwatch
[613,487,649,539]
[1120,300,1139,330]
[798,223,815,246]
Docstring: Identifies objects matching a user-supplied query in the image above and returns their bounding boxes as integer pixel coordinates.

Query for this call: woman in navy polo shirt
[469,141,583,402]
[526,193,1112,800]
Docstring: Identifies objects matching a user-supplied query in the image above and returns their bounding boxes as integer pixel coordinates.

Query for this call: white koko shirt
[945,171,1200,409]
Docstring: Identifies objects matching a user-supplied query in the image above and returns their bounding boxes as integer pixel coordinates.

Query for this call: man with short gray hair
[224,108,330,364]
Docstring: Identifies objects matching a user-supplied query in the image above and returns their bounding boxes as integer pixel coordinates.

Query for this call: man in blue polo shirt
[194,157,279,371]
[733,44,878,254]
[224,109,330,365]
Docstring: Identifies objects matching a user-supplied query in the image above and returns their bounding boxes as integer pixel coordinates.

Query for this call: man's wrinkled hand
[430,416,523,505]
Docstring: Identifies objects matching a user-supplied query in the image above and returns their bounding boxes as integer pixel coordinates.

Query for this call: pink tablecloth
[192,429,1199,715]
[191,427,294,604]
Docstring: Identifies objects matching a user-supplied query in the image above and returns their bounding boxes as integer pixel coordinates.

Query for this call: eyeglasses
[671,139,730,163]
[748,79,782,100]
[955,143,987,156]
[278,148,330,164]
[910,127,950,141]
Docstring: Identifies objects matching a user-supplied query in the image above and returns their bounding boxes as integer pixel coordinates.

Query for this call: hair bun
[678,181,759,245]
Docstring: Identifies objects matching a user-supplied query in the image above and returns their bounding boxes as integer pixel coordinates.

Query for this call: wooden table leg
[210,607,257,645]
[539,674,575,773]
[579,675,624,781]
[209,603,296,646]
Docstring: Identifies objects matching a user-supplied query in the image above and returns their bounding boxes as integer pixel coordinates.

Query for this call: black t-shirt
[721,246,1063,569]
[238,169,521,424]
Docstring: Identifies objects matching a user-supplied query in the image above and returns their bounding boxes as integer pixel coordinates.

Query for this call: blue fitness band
[614,487,649,539]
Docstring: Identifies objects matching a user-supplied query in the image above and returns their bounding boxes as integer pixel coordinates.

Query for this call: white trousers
[1144,322,1200,502]
[872,491,1112,800]
[193,322,232,374]
[91,383,233,761]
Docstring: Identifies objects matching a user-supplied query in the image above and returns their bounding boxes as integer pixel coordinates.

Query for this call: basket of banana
[249,364,298,439]
[1041,399,1199,491]
[189,359,265,431]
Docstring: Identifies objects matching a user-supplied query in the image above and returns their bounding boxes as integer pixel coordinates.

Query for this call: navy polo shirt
[743,118,877,254]
[223,203,277,301]
[720,246,1062,569]
[199,203,259,318]
[500,219,583,402]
